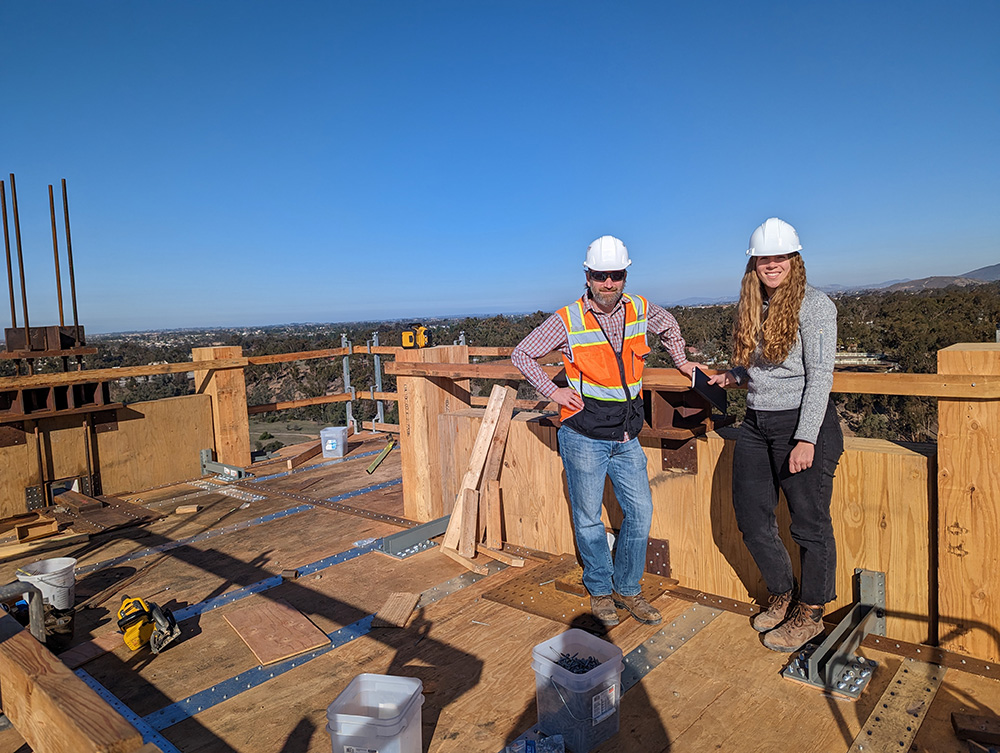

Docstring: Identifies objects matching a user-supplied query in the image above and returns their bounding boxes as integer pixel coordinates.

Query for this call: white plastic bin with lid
[320,426,349,459]
[531,628,623,753]
[326,673,423,753]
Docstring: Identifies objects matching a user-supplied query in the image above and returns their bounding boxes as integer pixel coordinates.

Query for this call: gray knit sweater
[731,284,837,444]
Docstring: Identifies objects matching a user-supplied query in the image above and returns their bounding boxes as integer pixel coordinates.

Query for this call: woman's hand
[551,387,584,412]
[788,441,815,473]
[707,370,738,388]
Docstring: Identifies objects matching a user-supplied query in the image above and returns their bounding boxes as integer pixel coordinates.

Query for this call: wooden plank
[481,386,516,484]
[953,712,1000,745]
[475,545,524,567]
[443,487,477,552]
[0,532,90,561]
[193,346,251,468]
[0,613,144,753]
[174,505,202,514]
[439,545,489,575]
[246,347,348,365]
[285,440,322,470]
[371,592,420,628]
[398,345,470,521]
[15,517,58,542]
[483,479,502,550]
[458,385,511,493]
[457,488,479,558]
[938,344,1000,660]
[0,357,246,391]
[248,393,352,415]
[223,597,330,666]
[58,489,103,512]
[388,360,1000,398]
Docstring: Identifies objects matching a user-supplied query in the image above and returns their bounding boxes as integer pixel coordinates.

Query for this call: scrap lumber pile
[440,385,524,573]
[0,491,161,561]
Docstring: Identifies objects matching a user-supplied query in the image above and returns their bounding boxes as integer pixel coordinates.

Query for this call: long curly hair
[731,253,807,367]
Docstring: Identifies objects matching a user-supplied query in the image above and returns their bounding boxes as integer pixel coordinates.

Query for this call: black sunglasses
[588,269,626,282]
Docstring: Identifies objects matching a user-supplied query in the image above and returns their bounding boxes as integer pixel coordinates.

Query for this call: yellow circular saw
[117,595,181,654]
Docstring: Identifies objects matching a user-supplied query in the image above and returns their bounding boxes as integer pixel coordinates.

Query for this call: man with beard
[511,235,694,626]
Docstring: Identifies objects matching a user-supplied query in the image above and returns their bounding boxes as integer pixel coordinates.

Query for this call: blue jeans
[557,425,653,597]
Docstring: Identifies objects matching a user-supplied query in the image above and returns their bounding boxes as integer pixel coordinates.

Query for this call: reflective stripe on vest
[558,294,650,407]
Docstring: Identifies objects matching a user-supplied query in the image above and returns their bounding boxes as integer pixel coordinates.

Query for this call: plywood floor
[0,433,999,753]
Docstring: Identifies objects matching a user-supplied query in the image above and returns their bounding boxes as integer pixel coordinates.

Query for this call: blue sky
[2,1,998,332]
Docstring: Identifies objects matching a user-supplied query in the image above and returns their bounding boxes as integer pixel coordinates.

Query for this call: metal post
[61,179,82,346]
[48,185,65,327]
[1,180,16,330]
[372,331,385,426]
[341,333,356,433]
[9,174,31,371]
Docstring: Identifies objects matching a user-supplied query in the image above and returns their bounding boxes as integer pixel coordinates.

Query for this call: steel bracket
[782,568,886,699]
[381,515,449,558]
[199,449,249,480]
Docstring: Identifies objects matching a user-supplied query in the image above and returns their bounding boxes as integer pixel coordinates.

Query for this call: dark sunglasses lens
[591,270,624,282]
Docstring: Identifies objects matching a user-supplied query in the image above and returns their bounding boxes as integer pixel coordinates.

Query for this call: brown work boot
[590,595,619,626]
[613,592,662,625]
[752,589,794,633]
[762,603,824,652]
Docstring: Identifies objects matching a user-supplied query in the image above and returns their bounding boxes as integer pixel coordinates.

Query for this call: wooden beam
[246,347,348,365]
[248,393,352,415]
[388,360,1000,398]
[361,421,400,433]
[483,479,503,550]
[285,440,322,470]
[439,545,489,575]
[0,613,144,753]
[481,387,517,484]
[476,544,525,567]
[193,346,251,468]
[937,344,1000,660]
[0,358,246,391]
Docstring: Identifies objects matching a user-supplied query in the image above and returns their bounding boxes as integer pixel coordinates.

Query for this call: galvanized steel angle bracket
[381,514,449,558]
[848,659,946,752]
[621,603,722,693]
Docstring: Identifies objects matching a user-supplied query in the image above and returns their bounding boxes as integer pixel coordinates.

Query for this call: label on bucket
[591,683,616,725]
[326,440,337,451]
[344,747,377,753]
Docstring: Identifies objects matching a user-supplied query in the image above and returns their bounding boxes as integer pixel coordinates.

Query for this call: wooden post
[192,346,250,468]
[0,614,145,753]
[397,345,469,521]
[938,343,1000,660]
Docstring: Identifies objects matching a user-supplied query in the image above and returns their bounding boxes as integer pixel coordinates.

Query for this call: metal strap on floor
[140,563,505,732]
[171,538,384,622]
[76,669,184,753]
[77,476,402,576]
[848,658,947,752]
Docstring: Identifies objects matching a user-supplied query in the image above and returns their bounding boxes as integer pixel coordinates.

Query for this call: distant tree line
[14,281,996,444]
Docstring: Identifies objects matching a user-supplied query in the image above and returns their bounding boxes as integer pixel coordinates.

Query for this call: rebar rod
[61,179,81,343]
[1,180,16,329]
[49,185,65,327]
[9,174,30,357]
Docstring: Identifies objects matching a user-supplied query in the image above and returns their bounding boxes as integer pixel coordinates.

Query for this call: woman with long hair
[709,218,844,652]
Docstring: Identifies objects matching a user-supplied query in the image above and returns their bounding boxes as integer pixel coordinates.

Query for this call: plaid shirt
[511,292,689,398]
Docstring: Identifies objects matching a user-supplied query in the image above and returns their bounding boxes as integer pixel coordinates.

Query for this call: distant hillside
[963,263,1000,281]
[884,276,986,292]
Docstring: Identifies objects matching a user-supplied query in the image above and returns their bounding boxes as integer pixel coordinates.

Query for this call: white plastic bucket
[16,557,77,610]
[326,673,423,753]
[531,628,623,753]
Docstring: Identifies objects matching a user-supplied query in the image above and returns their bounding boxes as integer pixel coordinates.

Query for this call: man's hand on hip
[551,387,584,412]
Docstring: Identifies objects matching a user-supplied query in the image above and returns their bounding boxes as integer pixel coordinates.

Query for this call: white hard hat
[584,235,631,271]
[746,218,802,257]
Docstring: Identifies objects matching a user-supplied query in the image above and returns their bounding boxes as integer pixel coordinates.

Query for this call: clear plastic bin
[531,629,623,753]
[326,673,423,753]
[320,426,349,458]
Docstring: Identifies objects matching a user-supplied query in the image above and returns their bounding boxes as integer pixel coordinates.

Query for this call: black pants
[732,401,844,606]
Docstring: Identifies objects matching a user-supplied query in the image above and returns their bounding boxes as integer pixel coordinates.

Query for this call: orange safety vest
[557,294,650,439]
